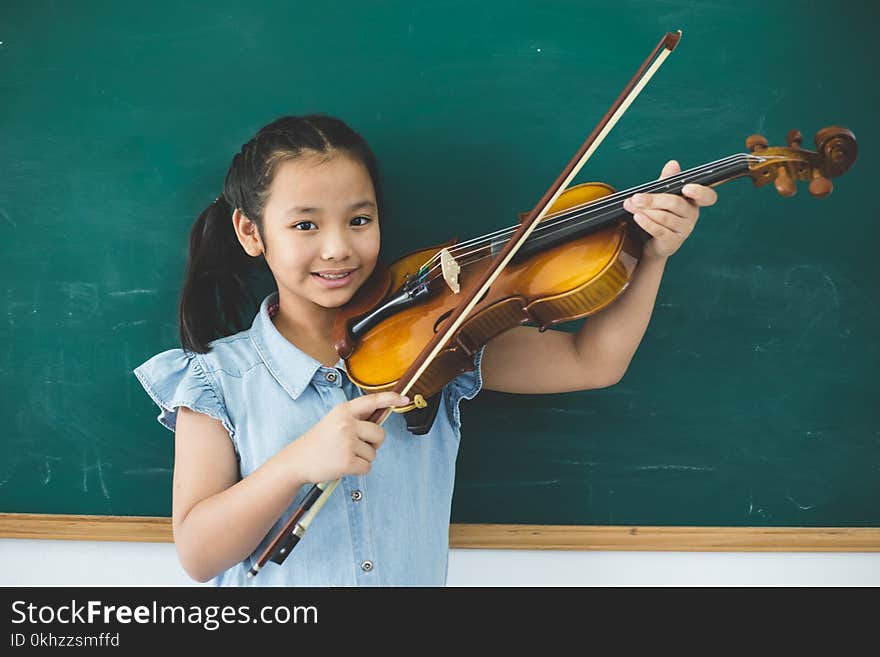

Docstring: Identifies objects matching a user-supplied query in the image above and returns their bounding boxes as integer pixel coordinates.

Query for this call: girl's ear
[232,208,264,257]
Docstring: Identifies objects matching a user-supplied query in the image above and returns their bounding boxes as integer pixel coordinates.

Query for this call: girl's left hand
[622,159,719,260]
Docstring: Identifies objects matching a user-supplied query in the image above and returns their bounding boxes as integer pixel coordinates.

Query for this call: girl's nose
[320,226,353,261]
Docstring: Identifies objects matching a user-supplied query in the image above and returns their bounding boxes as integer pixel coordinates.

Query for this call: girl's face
[259,152,380,313]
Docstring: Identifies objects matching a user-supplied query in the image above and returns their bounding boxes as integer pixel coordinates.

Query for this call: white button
[351,490,362,502]
[325,371,337,382]
[361,560,373,572]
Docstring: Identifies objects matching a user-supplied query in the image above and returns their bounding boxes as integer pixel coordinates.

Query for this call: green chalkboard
[2,1,877,529]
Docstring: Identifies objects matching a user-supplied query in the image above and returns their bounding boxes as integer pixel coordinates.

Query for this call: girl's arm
[480,255,667,393]
[171,406,310,582]
[171,391,405,582]
[480,160,717,395]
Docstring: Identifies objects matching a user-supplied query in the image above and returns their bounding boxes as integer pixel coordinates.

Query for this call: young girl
[133,114,717,586]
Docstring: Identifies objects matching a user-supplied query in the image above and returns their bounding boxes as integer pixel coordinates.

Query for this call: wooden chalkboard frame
[2,514,878,551]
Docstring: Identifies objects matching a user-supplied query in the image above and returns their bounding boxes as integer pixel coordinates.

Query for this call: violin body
[333,182,643,401]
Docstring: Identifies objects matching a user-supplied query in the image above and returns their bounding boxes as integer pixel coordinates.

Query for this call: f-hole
[433,308,454,333]
[432,288,489,333]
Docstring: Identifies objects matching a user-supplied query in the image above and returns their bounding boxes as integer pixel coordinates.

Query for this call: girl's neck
[269,298,340,367]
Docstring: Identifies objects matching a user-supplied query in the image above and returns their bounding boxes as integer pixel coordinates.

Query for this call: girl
[133,114,717,586]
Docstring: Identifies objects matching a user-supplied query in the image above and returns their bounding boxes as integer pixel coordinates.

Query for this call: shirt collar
[248,291,344,400]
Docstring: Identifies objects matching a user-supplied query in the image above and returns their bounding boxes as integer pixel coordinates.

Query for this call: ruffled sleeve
[444,345,486,430]
[133,348,237,449]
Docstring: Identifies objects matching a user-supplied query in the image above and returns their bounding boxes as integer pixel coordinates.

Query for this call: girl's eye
[351,216,372,226]
[292,221,317,231]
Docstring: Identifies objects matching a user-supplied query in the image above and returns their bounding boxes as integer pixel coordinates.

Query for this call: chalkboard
[2,1,877,533]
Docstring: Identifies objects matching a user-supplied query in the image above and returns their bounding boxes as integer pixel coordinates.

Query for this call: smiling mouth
[311,268,357,283]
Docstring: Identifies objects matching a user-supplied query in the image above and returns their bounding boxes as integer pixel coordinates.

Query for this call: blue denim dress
[133,291,484,586]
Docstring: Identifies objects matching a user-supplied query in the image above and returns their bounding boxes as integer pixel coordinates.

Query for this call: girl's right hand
[292,391,409,483]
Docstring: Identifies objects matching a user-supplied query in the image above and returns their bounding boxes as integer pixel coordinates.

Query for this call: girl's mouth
[311,268,357,288]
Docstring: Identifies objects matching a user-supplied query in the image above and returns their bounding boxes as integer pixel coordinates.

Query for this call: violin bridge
[439,248,461,294]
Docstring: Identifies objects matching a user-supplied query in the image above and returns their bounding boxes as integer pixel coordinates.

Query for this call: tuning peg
[787,129,803,148]
[746,134,768,152]
[774,166,796,197]
[809,169,833,198]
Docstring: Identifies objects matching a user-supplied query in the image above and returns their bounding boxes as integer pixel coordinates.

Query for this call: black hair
[178,114,385,353]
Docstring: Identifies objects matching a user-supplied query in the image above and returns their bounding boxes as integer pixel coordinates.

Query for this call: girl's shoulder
[198,327,264,379]
[132,327,263,441]
[141,330,262,377]
[133,327,263,402]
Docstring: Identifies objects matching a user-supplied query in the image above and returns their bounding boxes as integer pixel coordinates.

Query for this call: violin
[335,124,857,433]
[247,30,857,576]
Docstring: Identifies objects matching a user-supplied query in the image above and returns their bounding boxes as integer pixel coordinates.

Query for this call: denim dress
[133,291,484,586]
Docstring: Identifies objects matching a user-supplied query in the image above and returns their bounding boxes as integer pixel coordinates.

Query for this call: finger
[347,391,410,420]
[624,195,697,234]
[682,183,718,207]
[633,212,674,241]
[354,419,386,446]
[353,440,378,464]
[659,159,680,180]
[627,192,696,215]
[349,455,372,476]
[633,208,687,235]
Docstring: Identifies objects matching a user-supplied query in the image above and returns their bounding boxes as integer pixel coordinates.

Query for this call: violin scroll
[745,125,856,198]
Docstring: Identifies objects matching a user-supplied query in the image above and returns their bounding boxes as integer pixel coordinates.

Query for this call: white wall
[2,539,879,586]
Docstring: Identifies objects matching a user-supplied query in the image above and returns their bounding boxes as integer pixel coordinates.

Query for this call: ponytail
[178,194,265,353]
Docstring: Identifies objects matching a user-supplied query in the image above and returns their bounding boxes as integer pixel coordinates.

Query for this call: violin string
[486,169,745,261]
[458,155,751,268]
[417,154,755,287]
[414,153,757,286]
[420,153,749,272]
[455,153,750,259]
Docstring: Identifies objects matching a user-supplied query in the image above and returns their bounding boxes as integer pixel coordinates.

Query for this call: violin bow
[248,29,683,578]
